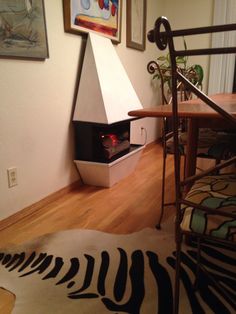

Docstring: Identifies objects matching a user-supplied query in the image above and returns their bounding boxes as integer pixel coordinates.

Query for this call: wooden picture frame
[126,0,146,51]
[63,0,122,44]
[0,0,49,60]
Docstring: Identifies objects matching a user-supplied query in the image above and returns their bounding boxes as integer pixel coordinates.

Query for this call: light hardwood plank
[0,142,175,313]
[0,289,15,314]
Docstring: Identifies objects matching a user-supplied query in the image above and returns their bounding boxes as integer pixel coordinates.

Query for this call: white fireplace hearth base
[74,145,144,187]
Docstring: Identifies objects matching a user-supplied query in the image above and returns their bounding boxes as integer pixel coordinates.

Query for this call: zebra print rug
[0,226,235,313]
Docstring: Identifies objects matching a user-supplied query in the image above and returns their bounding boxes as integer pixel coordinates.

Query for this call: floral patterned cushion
[166,129,236,160]
[180,174,236,241]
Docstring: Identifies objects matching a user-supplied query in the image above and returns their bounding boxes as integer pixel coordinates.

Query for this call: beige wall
[0,0,214,220]
[161,0,214,92]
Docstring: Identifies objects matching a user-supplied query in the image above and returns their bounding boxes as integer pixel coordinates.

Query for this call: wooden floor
[0,142,175,313]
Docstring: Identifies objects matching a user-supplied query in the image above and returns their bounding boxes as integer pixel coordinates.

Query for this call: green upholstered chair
[181,174,236,242]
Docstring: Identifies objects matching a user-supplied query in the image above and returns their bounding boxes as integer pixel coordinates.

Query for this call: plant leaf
[157,56,167,61]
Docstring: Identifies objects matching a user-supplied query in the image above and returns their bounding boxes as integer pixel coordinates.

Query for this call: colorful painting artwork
[0,0,49,59]
[63,0,122,43]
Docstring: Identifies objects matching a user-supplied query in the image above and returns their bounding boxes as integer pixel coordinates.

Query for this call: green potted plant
[148,39,204,104]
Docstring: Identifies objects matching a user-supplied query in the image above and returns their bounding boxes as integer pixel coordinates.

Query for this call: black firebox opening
[73,120,139,163]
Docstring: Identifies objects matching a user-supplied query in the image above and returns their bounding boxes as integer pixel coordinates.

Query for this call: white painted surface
[73,33,143,124]
[74,146,144,187]
[208,0,236,94]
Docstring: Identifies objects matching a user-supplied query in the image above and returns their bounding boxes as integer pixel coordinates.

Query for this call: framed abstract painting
[63,0,122,44]
[0,0,49,60]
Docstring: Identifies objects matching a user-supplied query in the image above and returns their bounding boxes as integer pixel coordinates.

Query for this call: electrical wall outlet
[7,167,18,188]
[140,127,147,145]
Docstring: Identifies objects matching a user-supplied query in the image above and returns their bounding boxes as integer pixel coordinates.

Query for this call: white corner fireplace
[73,33,144,187]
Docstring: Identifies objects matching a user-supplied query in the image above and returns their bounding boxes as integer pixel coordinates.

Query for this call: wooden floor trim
[0,180,82,232]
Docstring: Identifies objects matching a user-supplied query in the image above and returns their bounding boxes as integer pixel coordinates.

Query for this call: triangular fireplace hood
[73,33,143,125]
